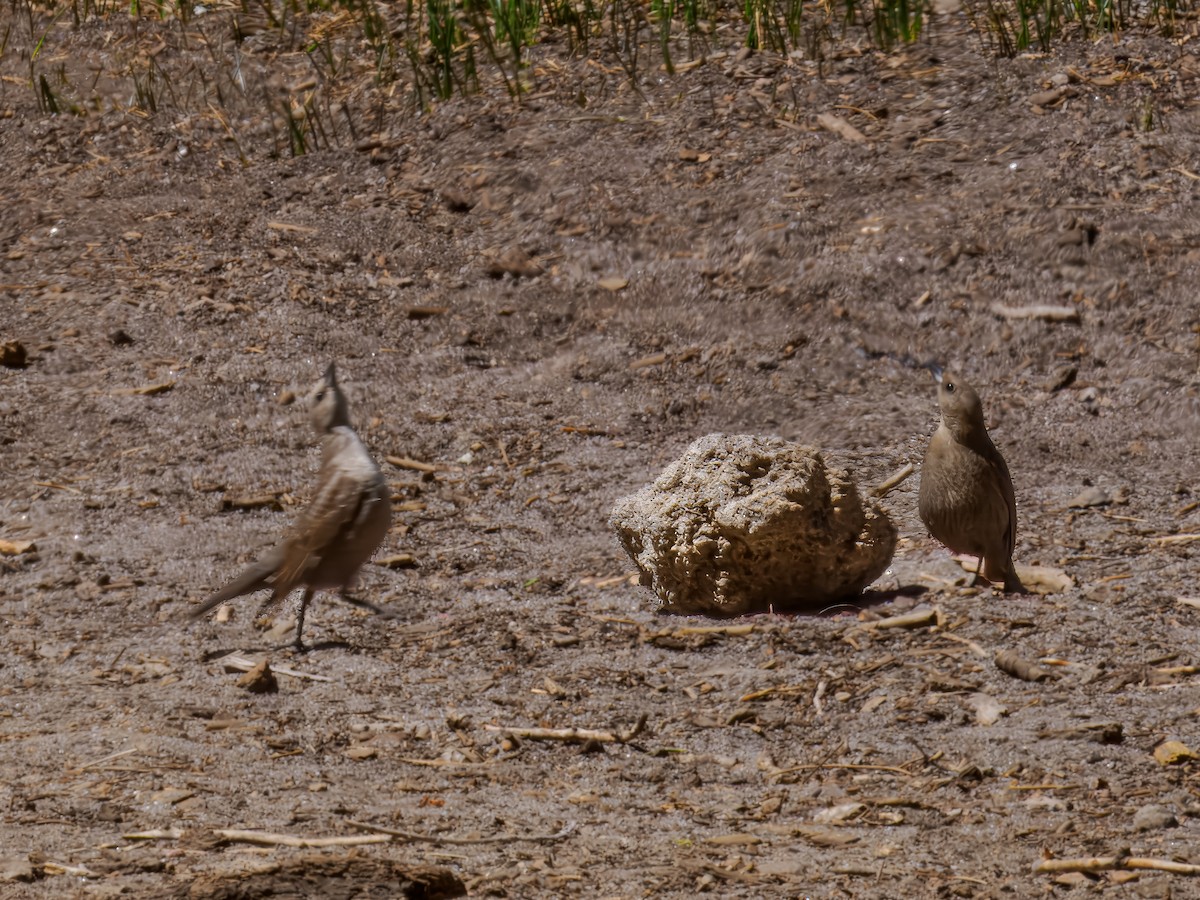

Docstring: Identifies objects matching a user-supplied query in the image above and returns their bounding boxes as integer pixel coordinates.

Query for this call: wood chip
[816,112,868,143]
[486,246,542,278]
[1014,564,1074,594]
[376,553,418,569]
[1029,86,1072,108]
[795,826,859,847]
[236,659,278,694]
[813,802,866,824]
[630,352,667,369]
[267,221,319,234]
[673,624,754,637]
[0,539,35,555]
[1044,365,1077,392]
[119,381,176,396]
[220,493,283,512]
[1037,722,1122,744]
[1154,740,1199,765]
[991,304,1080,323]
[597,277,628,292]
[150,788,196,805]
[994,649,1052,682]
[863,607,941,631]
[706,833,762,846]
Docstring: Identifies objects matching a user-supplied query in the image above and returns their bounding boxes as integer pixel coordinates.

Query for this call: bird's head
[307,362,351,433]
[932,368,986,437]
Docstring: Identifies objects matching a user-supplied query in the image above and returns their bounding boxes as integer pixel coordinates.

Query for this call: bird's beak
[927,363,944,384]
[324,362,338,385]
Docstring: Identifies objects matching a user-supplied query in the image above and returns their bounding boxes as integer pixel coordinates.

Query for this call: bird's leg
[1002,567,1028,594]
[969,555,986,587]
[339,587,395,619]
[294,588,313,652]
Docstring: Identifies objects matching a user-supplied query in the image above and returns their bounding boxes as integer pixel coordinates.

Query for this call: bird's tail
[188,556,278,619]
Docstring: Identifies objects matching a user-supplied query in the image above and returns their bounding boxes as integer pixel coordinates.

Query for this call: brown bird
[191,363,392,649]
[918,366,1024,592]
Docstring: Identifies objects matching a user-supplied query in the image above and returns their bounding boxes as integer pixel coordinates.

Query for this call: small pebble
[1132,804,1177,832]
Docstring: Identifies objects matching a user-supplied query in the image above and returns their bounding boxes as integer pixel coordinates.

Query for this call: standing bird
[918,366,1025,593]
[191,363,392,649]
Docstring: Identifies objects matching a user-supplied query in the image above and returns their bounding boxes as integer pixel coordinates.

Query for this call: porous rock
[610,434,896,615]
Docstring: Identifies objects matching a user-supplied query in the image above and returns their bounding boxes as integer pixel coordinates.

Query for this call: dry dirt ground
[1,3,1200,897]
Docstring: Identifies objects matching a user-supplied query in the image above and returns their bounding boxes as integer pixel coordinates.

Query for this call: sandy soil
[1,4,1199,897]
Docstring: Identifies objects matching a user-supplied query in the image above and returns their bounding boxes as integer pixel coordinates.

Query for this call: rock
[1,340,27,369]
[1068,485,1111,508]
[609,434,896,616]
[1133,804,1177,832]
[0,856,35,883]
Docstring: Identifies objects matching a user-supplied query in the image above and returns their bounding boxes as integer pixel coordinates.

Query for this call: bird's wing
[272,465,370,599]
[986,450,1018,559]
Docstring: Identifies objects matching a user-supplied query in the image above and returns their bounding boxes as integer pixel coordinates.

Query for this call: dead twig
[347,820,578,846]
[218,653,333,682]
[125,829,184,840]
[1034,855,1200,876]
[768,762,918,780]
[484,714,647,744]
[386,455,438,473]
[124,827,388,847]
[1155,533,1200,545]
[212,829,389,848]
[396,757,496,769]
[70,747,142,773]
[1156,664,1200,677]
[872,463,914,497]
[812,679,827,717]
[939,633,989,657]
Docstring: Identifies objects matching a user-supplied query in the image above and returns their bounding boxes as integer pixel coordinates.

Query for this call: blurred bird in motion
[190,363,392,650]
[918,366,1025,593]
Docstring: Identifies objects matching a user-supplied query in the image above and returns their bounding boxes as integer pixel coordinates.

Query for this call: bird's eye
[944,382,955,393]
[315,389,326,402]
